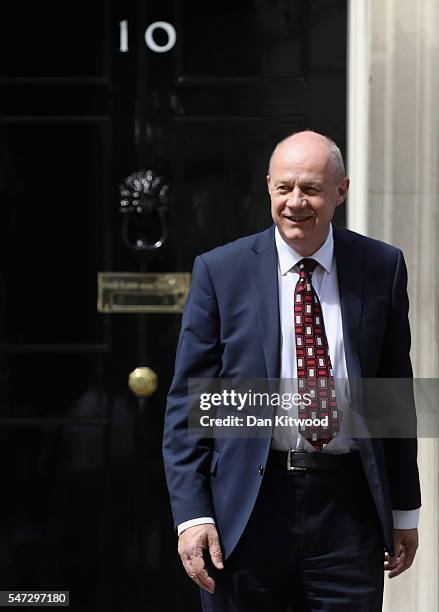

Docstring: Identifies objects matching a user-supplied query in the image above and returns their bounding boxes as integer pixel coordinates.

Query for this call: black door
[0,1,347,610]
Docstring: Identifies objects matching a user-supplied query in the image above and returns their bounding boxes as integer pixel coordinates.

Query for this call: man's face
[267,135,349,255]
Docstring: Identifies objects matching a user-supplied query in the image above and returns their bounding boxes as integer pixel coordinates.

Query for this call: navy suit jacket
[163,224,421,558]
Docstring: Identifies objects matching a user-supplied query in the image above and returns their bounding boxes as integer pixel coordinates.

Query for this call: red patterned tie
[294,258,340,451]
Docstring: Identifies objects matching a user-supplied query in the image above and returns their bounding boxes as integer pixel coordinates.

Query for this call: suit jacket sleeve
[378,249,421,511]
[162,255,221,528]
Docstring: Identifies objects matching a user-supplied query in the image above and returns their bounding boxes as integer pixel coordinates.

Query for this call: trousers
[201,451,384,612]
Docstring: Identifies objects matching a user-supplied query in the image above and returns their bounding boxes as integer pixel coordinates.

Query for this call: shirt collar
[274,223,334,276]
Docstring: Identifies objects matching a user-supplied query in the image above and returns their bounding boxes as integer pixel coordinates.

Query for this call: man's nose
[287,187,305,208]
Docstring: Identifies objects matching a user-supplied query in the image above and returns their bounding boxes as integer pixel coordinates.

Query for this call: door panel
[179,0,305,79]
[0,425,105,603]
[1,122,107,345]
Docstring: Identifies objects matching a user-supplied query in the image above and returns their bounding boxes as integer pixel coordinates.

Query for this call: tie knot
[298,258,317,279]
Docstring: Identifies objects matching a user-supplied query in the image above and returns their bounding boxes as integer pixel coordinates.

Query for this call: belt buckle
[287,450,306,471]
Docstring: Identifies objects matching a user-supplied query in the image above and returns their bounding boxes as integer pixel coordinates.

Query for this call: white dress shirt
[177,224,419,534]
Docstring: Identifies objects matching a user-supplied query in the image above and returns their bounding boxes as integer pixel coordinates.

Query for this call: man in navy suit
[163,131,421,611]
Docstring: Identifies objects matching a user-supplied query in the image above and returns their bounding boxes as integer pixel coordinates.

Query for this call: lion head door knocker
[119,170,169,252]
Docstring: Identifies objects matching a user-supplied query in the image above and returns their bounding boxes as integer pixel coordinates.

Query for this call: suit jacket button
[258,465,264,475]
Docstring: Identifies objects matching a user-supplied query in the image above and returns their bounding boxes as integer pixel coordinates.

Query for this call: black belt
[268,449,359,471]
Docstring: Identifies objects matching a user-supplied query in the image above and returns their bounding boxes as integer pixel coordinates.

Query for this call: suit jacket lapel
[247,226,281,379]
[332,227,382,482]
[332,224,363,380]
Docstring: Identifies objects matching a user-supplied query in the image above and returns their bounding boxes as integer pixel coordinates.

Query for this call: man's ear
[266,174,271,194]
[336,177,350,206]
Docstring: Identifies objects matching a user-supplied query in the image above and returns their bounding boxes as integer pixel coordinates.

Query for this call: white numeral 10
[119,20,177,53]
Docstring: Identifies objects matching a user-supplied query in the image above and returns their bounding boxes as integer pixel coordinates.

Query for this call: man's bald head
[268,131,346,184]
[266,129,349,256]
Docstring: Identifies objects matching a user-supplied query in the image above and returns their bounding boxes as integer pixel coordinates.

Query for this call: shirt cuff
[392,508,420,529]
[177,517,215,536]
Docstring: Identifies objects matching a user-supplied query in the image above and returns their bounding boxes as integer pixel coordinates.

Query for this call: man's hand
[178,524,224,594]
[385,528,419,578]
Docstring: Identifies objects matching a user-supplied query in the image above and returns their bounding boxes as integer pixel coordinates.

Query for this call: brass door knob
[128,367,158,398]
